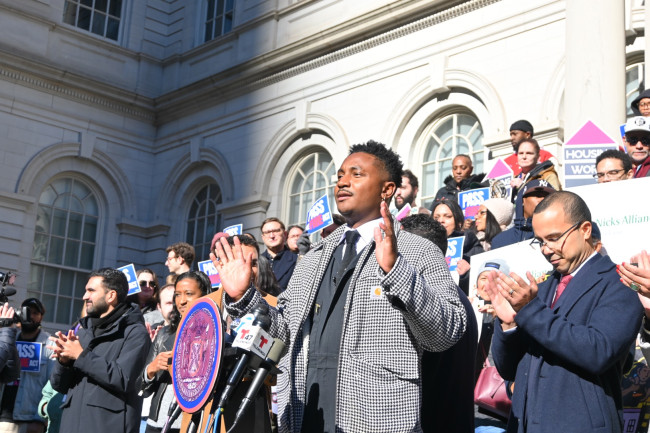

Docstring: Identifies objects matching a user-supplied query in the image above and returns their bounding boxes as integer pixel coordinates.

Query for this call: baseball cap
[624,116,650,135]
[22,298,45,315]
[521,179,556,197]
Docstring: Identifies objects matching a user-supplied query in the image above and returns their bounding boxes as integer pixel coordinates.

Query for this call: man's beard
[86,298,109,318]
[20,322,40,333]
[396,192,416,210]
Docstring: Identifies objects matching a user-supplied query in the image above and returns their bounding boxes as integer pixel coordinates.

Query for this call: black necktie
[339,230,360,272]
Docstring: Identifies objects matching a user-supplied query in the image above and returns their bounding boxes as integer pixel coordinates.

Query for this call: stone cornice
[155,0,501,122]
[0,0,500,124]
[0,53,156,122]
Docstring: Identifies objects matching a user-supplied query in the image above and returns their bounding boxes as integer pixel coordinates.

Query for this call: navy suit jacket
[492,254,642,433]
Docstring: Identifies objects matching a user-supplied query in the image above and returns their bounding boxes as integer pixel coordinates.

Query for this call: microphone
[217,303,273,410]
[232,338,285,425]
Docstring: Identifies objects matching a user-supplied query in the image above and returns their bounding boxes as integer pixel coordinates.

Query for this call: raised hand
[374,201,398,274]
[485,271,516,329]
[212,236,254,302]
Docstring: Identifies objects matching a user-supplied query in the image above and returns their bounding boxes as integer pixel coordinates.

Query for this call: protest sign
[563,120,617,188]
[198,260,221,288]
[458,187,490,220]
[567,176,650,264]
[484,159,514,200]
[118,263,139,296]
[17,341,42,372]
[395,203,412,221]
[306,193,333,233]
[445,236,464,272]
[223,224,243,236]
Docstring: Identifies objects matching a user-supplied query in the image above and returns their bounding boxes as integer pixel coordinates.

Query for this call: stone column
[565,2,625,141]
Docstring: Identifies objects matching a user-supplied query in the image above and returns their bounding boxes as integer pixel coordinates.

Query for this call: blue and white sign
[198,260,221,288]
[306,193,333,233]
[17,341,42,372]
[118,263,139,296]
[458,187,490,220]
[445,236,465,272]
[223,224,243,236]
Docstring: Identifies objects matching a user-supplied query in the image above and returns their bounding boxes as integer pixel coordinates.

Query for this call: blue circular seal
[172,296,223,413]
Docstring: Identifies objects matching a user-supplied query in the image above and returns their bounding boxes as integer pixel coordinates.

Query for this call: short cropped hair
[225,234,260,254]
[89,268,129,304]
[453,154,473,167]
[402,169,419,189]
[287,224,304,233]
[166,242,195,268]
[349,140,404,188]
[534,191,591,225]
[401,214,448,253]
[261,217,286,232]
[595,149,633,172]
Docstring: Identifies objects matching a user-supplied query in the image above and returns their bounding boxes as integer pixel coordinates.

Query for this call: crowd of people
[0,109,648,433]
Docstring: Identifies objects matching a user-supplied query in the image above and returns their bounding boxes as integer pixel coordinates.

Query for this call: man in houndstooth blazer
[217,141,467,432]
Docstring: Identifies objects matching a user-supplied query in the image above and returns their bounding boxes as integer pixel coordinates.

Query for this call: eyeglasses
[530,221,583,250]
[592,169,626,179]
[262,228,283,236]
[139,281,157,288]
[625,135,650,146]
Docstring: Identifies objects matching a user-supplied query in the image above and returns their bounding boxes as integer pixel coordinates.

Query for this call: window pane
[59,270,74,296]
[43,268,59,294]
[48,238,64,264]
[64,240,80,267]
[80,0,93,7]
[108,0,122,17]
[287,150,335,226]
[68,213,82,239]
[83,216,97,242]
[56,297,72,324]
[92,13,107,37]
[76,273,88,298]
[207,0,215,19]
[52,209,67,236]
[106,18,120,40]
[77,6,91,30]
[41,295,57,319]
[63,1,77,26]
[95,0,108,13]
[80,243,94,269]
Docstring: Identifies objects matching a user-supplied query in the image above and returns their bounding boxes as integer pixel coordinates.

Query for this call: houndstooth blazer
[226,221,467,432]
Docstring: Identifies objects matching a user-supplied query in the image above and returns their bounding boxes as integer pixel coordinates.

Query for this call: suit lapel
[552,254,604,313]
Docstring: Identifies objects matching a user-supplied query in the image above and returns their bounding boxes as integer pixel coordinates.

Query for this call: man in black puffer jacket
[50,268,151,433]
[432,154,487,204]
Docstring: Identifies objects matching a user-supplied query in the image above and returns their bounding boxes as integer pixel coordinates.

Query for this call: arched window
[287,151,336,227]
[419,112,484,208]
[626,61,645,117]
[29,178,99,325]
[186,183,222,261]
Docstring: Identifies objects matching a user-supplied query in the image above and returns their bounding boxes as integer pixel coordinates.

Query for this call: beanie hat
[510,120,534,135]
[477,258,510,279]
[483,198,514,230]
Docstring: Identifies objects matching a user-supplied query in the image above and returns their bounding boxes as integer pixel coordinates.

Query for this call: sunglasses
[139,281,157,288]
[625,135,650,146]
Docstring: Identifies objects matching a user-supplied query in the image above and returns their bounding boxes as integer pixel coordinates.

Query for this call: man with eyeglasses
[486,191,642,433]
[593,149,634,183]
[260,217,297,291]
[624,116,650,178]
[164,242,195,279]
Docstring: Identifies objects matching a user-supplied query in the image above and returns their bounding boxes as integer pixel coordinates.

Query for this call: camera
[0,271,30,328]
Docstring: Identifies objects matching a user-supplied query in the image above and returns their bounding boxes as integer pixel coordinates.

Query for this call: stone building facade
[0,0,645,328]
